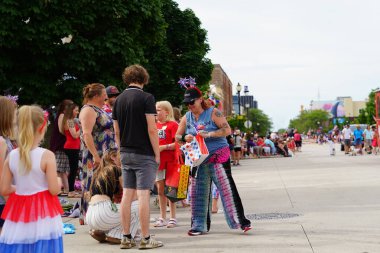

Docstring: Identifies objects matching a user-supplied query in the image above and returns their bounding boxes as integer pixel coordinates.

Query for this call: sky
[175,0,380,130]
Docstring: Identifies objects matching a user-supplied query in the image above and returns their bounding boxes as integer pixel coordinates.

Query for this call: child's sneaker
[153,218,167,227]
[139,237,163,249]
[120,237,136,249]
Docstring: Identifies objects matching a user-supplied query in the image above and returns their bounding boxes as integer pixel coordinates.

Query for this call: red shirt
[294,133,301,141]
[157,120,178,161]
[64,124,80,150]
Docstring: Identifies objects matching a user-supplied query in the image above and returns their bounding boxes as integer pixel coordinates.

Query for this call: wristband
[166,144,169,150]
[182,134,186,142]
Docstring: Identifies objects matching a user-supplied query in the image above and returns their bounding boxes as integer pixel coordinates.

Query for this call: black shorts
[234,147,242,152]
[295,141,302,147]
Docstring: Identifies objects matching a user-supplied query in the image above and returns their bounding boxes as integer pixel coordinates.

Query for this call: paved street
[63,142,380,253]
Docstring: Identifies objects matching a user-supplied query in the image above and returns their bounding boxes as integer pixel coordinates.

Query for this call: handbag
[180,134,209,167]
[164,144,190,203]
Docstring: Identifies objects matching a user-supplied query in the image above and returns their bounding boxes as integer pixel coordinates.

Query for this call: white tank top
[9,147,49,195]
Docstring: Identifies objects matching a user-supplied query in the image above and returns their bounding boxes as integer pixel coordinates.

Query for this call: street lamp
[236,83,242,115]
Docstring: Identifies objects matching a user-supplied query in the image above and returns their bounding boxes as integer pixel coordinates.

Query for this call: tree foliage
[289,109,330,133]
[0,0,212,107]
[144,0,213,105]
[228,108,272,136]
[356,89,378,125]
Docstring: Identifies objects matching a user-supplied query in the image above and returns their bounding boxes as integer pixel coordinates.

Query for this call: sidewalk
[63,143,380,253]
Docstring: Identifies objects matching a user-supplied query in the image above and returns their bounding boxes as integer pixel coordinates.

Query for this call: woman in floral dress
[79,83,117,224]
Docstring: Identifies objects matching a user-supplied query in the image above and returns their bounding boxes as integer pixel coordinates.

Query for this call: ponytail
[18,105,44,174]
[82,83,105,105]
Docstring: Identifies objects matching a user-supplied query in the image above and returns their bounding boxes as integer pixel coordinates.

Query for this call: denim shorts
[120,152,158,190]
[354,139,362,146]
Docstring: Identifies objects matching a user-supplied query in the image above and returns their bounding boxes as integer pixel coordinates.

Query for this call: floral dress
[80,104,117,222]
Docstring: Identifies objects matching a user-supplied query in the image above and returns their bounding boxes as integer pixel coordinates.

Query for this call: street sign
[244,120,252,128]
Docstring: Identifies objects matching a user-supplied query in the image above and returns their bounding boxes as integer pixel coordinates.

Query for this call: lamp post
[236,82,242,115]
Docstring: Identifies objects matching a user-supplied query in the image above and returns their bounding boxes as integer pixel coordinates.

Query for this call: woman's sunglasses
[184,100,196,106]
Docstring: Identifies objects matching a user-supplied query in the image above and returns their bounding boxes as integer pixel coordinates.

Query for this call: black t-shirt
[90,166,121,200]
[112,86,157,156]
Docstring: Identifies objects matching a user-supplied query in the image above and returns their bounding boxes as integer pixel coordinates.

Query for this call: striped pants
[86,199,140,239]
[190,160,251,232]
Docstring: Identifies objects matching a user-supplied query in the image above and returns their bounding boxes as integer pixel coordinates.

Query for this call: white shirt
[342,128,352,139]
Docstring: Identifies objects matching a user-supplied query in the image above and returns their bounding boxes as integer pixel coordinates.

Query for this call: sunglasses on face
[184,100,196,106]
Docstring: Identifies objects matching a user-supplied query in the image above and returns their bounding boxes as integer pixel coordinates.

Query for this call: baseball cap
[182,88,202,103]
[106,86,120,97]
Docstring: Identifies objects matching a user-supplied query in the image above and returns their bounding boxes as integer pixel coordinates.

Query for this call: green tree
[289,109,330,133]
[357,89,379,125]
[0,0,212,107]
[1,0,166,105]
[144,0,213,105]
[228,109,273,136]
[247,108,272,136]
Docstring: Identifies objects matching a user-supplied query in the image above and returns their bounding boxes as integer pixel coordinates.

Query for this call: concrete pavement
[63,143,380,253]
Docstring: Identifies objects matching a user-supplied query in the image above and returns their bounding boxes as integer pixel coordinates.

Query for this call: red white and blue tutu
[0,190,64,253]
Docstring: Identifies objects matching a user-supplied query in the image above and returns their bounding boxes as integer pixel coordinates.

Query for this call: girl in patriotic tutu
[0,105,64,253]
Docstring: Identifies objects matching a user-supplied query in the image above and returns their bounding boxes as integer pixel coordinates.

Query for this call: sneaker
[120,237,136,249]
[242,225,252,233]
[153,218,167,227]
[187,229,203,236]
[166,218,177,228]
[139,237,163,249]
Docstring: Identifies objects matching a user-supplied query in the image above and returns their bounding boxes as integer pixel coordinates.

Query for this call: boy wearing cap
[103,85,120,116]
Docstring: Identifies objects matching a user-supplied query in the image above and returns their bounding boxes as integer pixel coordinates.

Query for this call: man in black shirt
[113,64,163,249]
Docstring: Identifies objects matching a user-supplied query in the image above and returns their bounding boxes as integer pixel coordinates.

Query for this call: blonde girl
[0,105,63,253]
[154,101,178,228]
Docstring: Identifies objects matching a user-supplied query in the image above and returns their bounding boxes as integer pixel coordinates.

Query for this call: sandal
[166,218,177,228]
[89,230,106,243]
[105,235,121,244]
[58,191,68,197]
[153,218,167,227]
[68,192,81,198]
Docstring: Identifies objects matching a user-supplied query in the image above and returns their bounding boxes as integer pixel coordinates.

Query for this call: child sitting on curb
[86,150,140,244]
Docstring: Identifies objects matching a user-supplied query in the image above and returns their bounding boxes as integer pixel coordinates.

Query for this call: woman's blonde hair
[18,105,45,173]
[156,101,175,121]
[0,96,17,139]
[90,150,120,197]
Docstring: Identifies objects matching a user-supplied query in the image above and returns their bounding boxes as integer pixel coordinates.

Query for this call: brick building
[210,64,233,116]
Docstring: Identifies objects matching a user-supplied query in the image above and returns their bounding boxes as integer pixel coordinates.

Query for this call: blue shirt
[185,107,228,154]
[264,139,275,150]
[353,129,363,140]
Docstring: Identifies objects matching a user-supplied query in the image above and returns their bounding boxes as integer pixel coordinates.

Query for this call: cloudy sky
[175,0,380,130]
